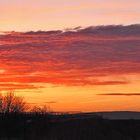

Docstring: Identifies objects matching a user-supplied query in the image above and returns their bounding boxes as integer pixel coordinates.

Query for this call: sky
[0,0,140,31]
[0,0,140,112]
[0,25,140,112]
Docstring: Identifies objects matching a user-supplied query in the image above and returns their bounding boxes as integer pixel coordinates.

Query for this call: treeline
[0,91,51,139]
[0,91,48,114]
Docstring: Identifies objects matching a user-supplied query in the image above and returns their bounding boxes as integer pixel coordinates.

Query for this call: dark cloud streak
[98,93,140,96]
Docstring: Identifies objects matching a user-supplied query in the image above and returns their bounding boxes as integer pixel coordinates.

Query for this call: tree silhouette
[31,105,49,113]
[0,91,28,113]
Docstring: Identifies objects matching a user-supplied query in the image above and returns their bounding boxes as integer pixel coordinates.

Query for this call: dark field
[0,113,140,140]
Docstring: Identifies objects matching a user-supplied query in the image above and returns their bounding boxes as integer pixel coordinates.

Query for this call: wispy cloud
[44,101,57,104]
[98,93,140,96]
[76,25,140,35]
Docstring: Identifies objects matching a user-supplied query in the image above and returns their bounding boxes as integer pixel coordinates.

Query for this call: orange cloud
[0,25,140,90]
[0,83,40,90]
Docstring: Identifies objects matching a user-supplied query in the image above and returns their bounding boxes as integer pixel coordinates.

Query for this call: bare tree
[0,91,28,113]
[31,105,49,113]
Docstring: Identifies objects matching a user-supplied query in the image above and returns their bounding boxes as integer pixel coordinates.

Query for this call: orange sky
[0,25,140,112]
[0,0,140,112]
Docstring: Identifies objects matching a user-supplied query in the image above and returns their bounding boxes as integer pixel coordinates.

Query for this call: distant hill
[96,111,140,120]
[1,112,140,140]
[49,112,140,140]
[52,111,140,120]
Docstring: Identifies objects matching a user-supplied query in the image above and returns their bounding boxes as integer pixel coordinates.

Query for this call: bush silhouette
[0,91,28,113]
[31,105,49,113]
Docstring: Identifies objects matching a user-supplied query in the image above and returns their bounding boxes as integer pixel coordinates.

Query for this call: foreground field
[0,112,140,140]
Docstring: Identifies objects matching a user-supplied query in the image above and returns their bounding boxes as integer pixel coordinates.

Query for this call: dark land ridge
[0,111,140,140]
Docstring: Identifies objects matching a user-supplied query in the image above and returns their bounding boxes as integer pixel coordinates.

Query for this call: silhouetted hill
[51,111,140,120]
[48,112,140,140]
[1,112,140,140]
[97,111,140,120]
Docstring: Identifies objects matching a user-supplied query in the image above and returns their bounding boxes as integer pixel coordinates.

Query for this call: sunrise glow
[0,0,140,112]
[0,26,140,112]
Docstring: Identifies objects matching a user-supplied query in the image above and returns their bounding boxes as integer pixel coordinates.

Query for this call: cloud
[0,25,140,90]
[0,83,41,90]
[5,24,139,36]
[22,30,63,35]
[44,101,57,104]
[98,93,140,96]
[76,24,140,35]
